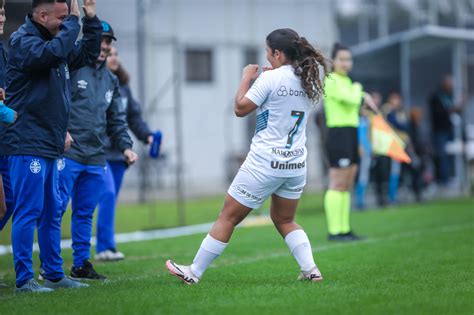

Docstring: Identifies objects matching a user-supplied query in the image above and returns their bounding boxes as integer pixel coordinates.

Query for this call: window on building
[243,47,259,147]
[244,47,259,67]
[185,49,213,83]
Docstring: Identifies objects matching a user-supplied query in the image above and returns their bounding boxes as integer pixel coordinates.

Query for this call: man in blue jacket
[53,21,137,280]
[2,0,102,293]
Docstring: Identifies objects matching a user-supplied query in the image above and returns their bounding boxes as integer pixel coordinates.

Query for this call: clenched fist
[82,0,97,19]
[242,64,260,81]
[123,149,138,166]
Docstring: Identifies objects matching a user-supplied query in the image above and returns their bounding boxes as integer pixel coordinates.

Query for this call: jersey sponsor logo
[105,90,113,105]
[30,159,41,174]
[286,187,303,193]
[233,185,262,202]
[57,158,66,171]
[271,147,305,158]
[338,158,351,168]
[277,85,289,97]
[270,161,306,170]
[77,80,88,90]
[276,85,308,98]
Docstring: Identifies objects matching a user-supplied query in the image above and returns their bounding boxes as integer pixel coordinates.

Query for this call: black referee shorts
[325,127,360,168]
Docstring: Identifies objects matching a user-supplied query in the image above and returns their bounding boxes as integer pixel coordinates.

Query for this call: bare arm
[234,64,260,117]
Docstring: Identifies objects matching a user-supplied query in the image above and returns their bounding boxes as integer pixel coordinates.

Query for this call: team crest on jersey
[30,159,42,174]
[105,90,113,104]
[77,80,88,90]
[57,158,66,171]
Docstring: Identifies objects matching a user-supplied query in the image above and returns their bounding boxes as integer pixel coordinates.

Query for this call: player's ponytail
[266,28,328,103]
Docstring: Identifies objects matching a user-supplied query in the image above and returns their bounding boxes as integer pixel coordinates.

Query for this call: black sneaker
[71,260,107,280]
[340,231,365,241]
[328,232,365,241]
[328,234,345,241]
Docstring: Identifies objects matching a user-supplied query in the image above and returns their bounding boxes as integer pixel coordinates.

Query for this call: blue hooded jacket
[1,14,102,159]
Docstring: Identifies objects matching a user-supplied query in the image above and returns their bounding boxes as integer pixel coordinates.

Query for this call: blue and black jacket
[65,62,133,166]
[1,14,102,159]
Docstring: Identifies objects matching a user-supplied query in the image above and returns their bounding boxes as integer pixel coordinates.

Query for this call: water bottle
[149,131,162,159]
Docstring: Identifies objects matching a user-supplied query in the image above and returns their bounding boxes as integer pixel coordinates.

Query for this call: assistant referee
[323,43,377,241]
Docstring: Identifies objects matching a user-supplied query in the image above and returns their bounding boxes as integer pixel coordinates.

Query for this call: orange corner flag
[370,114,412,164]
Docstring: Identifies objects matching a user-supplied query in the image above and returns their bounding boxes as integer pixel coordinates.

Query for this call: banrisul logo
[277,85,288,97]
[276,85,308,98]
[30,159,42,174]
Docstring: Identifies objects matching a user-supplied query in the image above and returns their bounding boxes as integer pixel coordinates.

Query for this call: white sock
[284,229,316,273]
[190,234,228,278]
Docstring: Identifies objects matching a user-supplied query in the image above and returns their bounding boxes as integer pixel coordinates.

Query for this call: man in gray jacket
[53,21,138,280]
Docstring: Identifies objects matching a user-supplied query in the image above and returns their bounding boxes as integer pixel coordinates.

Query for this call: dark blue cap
[101,21,116,41]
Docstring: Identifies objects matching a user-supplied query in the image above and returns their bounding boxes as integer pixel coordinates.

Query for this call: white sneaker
[95,250,125,262]
[165,260,199,285]
[297,266,323,282]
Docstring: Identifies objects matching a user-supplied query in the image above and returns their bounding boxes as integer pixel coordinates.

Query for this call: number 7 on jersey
[286,110,305,149]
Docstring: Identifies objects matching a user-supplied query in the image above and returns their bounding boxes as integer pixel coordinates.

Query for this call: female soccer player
[166,28,327,284]
[323,43,377,241]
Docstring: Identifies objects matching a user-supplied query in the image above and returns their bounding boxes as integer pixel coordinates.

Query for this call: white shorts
[228,165,306,209]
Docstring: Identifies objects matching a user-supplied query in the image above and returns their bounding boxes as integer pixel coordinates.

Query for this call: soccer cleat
[16,279,54,293]
[95,249,125,262]
[165,260,199,285]
[71,260,107,280]
[298,266,323,282]
[44,276,89,289]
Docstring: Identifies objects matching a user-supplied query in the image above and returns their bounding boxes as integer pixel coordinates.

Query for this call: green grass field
[0,196,472,315]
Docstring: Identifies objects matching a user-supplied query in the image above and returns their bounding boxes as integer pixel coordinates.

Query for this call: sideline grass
[0,198,472,314]
[0,193,324,245]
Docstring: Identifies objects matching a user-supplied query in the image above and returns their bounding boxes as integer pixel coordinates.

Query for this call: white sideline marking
[0,216,273,256]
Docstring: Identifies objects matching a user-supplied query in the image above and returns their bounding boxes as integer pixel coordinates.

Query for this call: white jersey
[243,65,313,177]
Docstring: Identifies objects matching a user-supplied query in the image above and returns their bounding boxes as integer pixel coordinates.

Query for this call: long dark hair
[266,28,328,103]
[112,63,130,86]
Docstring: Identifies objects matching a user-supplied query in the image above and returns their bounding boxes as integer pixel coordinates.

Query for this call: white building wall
[96,0,337,200]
